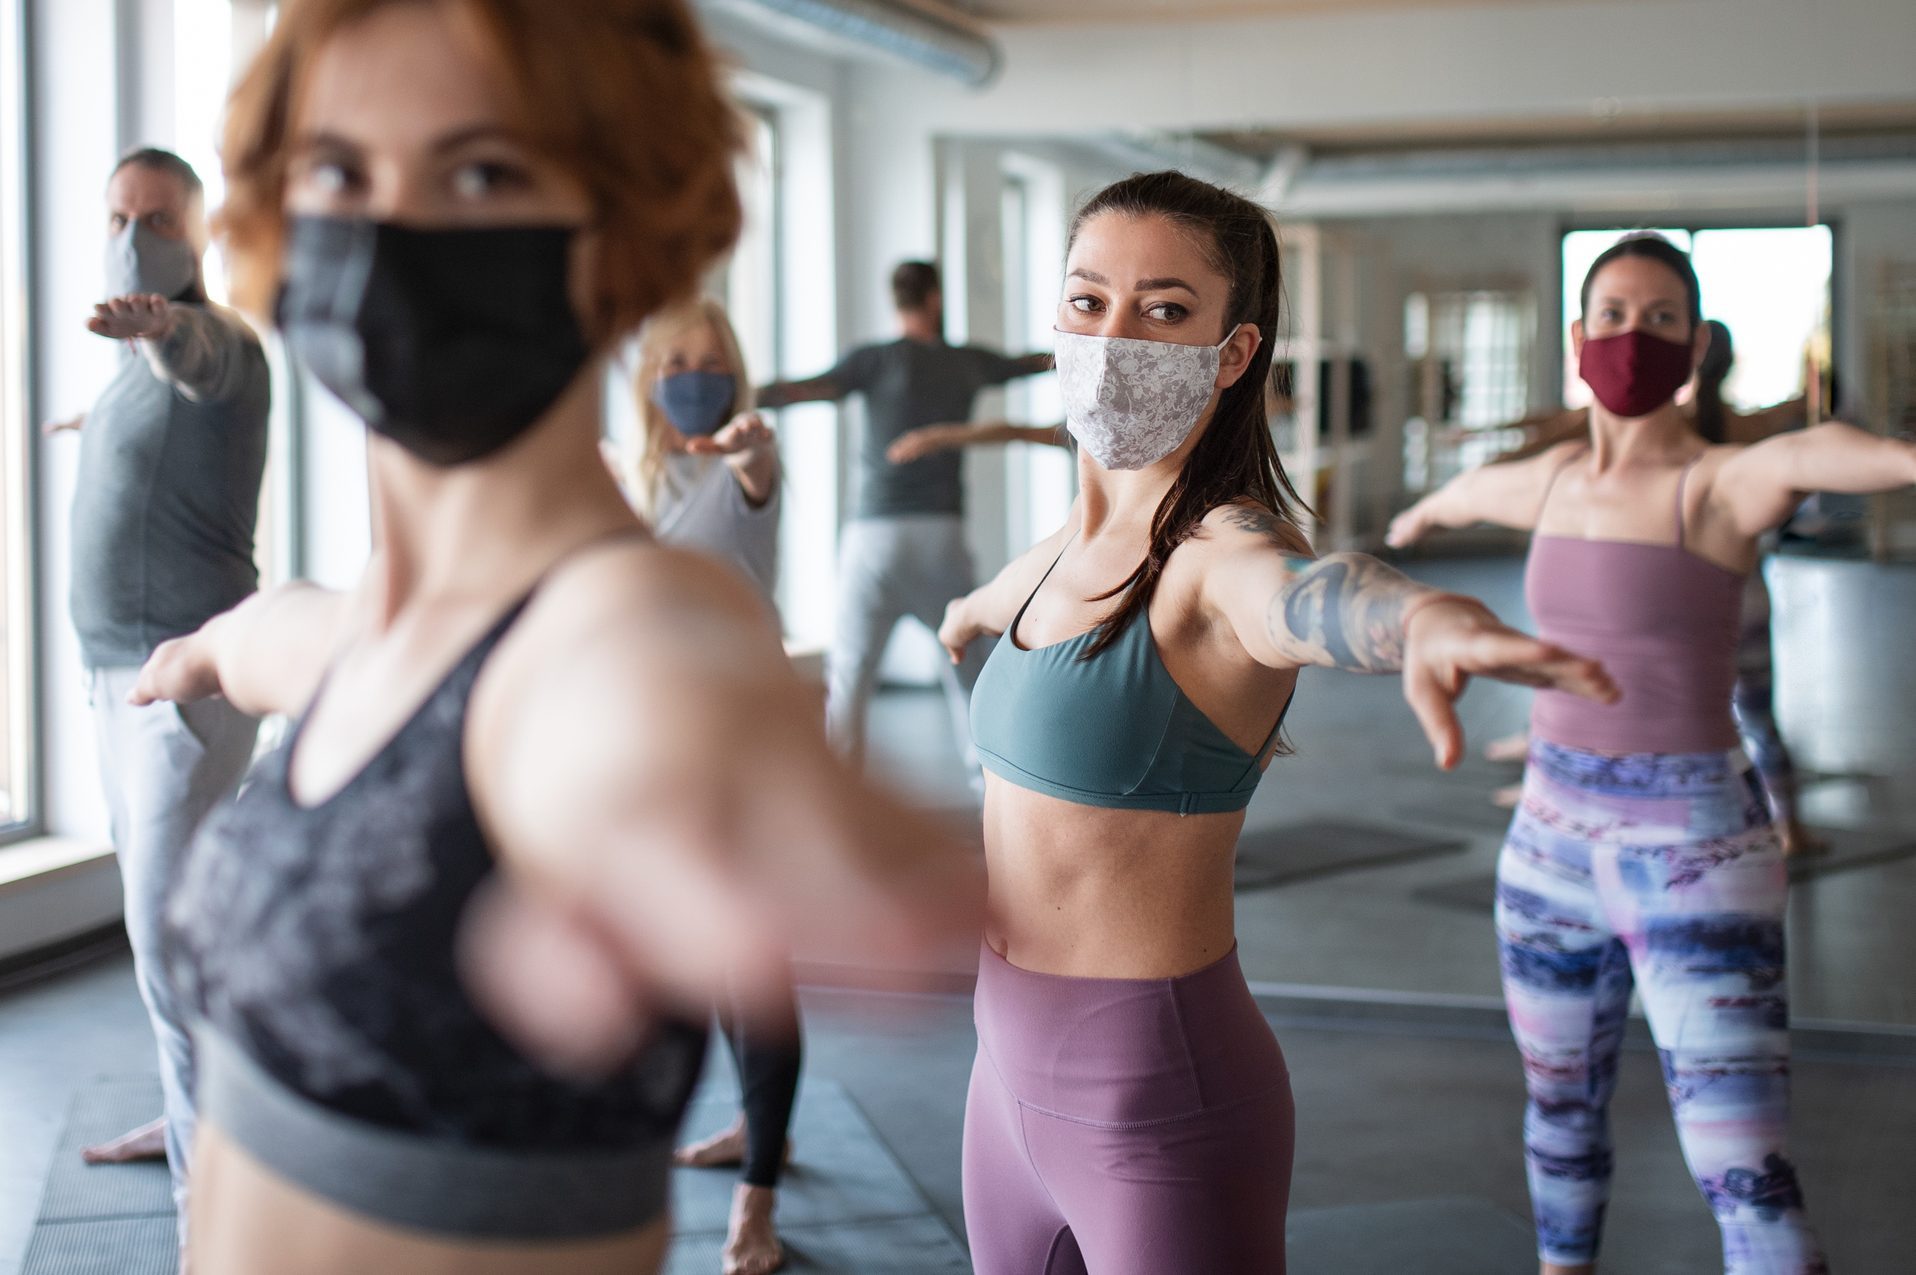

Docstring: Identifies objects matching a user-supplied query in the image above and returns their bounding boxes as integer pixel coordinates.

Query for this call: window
[1402,288,1535,491]
[998,155,1070,549]
[1561,226,1835,414]
[727,107,780,396]
[1,0,31,837]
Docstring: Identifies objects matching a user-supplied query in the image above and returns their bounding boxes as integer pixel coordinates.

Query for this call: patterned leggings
[1495,742,1827,1273]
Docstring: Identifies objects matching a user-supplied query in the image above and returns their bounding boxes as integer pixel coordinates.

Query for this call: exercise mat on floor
[1410,872,1500,914]
[1785,826,1916,882]
[25,1077,967,1274]
[668,1081,967,1269]
[1286,1196,1535,1274]
[1233,819,1463,891]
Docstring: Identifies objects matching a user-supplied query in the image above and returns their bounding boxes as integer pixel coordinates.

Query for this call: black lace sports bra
[164,593,706,1157]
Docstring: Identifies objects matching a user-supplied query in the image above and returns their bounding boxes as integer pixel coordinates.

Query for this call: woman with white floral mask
[938,170,1618,1273]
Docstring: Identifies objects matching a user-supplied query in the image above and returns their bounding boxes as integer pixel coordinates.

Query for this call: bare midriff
[187,1124,673,1275]
[981,780,1244,979]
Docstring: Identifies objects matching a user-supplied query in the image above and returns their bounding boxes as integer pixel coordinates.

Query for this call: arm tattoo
[1222,503,1302,550]
[1267,552,1424,673]
[145,305,247,403]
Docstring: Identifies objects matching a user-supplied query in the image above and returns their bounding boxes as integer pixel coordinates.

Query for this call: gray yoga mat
[25,1076,967,1274]
[1286,1196,1536,1274]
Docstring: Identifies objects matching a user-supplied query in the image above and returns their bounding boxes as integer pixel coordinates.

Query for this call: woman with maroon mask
[1390,232,1915,1275]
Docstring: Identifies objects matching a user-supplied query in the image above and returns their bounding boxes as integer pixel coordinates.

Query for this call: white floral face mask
[1053,327,1235,470]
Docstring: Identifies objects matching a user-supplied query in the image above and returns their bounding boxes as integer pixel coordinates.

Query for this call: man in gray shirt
[759,261,1050,789]
[46,149,268,1219]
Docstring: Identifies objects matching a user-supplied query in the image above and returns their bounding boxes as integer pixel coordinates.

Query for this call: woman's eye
[1066,295,1100,314]
[307,162,357,196]
[1146,302,1187,322]
[110,214,128,231]
[452,161,529,200]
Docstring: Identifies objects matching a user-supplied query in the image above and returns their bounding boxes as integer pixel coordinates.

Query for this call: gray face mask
[104,220,198,300]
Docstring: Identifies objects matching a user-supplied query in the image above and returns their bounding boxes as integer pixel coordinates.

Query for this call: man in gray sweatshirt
[48,149,268,1219]
[759,261,1051,791]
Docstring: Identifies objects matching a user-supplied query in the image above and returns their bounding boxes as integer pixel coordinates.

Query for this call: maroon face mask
[1577,329,1695,418]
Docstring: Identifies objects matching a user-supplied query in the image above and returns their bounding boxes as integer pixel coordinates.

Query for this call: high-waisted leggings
[963,943,1294,1275]
[1496,741,1827,1274]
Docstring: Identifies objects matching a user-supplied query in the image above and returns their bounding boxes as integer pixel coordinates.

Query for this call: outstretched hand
[128,633,224,707]
[937,597,987,666]
[888,424,967,465]
[1399,597,1616,770]
[1385,498,1440,549]
[87,294,177,342]
[683,410,774,457]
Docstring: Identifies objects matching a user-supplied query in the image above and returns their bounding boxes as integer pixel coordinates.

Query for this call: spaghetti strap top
[969,539,1292,814]
[1525,449,1744,754]
[162,533,705,1238]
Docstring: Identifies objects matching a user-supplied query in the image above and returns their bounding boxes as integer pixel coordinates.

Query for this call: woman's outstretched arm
[130,582,350,719]
[1713,422,1916,536]
[1202,503,1615,769]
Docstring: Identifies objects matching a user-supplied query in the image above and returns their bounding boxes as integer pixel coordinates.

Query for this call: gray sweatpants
[827,515,988,786]
[89,667,258,1226]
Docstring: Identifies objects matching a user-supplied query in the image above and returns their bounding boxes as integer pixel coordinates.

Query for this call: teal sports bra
[970,544,1292,814]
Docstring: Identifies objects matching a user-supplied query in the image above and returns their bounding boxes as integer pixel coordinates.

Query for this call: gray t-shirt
[70,303,271,669]
[827,338,1030,519]
[653,454,780,606]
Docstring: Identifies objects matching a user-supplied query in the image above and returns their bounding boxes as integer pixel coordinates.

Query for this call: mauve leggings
[962,944,1294,1274]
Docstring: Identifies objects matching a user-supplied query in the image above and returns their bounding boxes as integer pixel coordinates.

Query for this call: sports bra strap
[1673,451,1706,550]
[1009,535,1076,641]
[1534,445,1585,524]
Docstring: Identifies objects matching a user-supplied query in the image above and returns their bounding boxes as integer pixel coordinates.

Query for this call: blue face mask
[651,369,737,438]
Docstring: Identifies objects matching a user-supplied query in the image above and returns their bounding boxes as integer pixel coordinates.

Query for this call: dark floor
[4,553,1913,1273]
[4,956,1912,1274]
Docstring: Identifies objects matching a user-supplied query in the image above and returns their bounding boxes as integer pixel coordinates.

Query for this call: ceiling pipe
[702,0,1002,86]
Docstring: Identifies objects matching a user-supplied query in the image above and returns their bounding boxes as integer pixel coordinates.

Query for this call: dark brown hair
[891,260,942,312]
[111,147,204,200]
[1072,170,1308,660]
[218,0,743,340]
[1694,318,1733,443]
[1578,231,1702,328]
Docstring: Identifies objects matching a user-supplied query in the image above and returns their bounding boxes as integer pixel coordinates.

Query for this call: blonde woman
[623,299,780,604]
[626,300,794,1275]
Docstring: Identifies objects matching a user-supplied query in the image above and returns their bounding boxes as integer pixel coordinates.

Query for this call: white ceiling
[970,0,1597,22]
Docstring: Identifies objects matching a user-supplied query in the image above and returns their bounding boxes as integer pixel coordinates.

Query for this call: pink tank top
[1524,451,1744,755]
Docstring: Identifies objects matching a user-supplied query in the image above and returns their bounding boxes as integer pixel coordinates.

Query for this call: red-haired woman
[134,3,976,1272]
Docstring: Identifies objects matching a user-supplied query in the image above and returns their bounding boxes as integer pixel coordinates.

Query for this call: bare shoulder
[528,537,776,646]
[1200,501,1315,560]
[468,539,795,854]
[479,537,785,733]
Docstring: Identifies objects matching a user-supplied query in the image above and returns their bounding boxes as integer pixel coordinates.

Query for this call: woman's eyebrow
[1065,268,1198,297]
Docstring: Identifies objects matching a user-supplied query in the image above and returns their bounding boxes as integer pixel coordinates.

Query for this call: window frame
[0,0,39,847]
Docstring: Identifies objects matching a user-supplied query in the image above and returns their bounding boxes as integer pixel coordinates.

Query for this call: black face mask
[275,216,592,467]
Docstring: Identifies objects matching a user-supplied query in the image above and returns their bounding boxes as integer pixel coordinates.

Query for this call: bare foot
[1491,783,1524,809]
[723,1183,785,1275]
[1780,820,1830,860]
[676,1116,747,1169]
[1485,732,1530,764]
[81,1116,166,1164]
